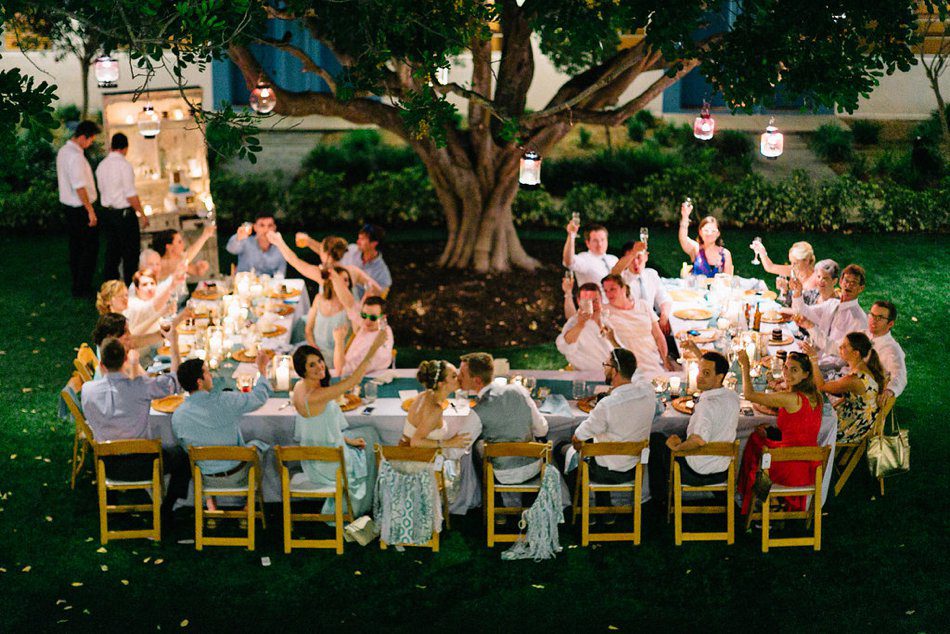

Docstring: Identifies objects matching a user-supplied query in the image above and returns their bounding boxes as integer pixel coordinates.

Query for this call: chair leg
[834,444,865,497]
[761,497,770,553]
[813,467,823,551]
[97,461,109,545]
[486,483,495,547]
[151,460,162,542]
[247,480,256,552]
[726,467,735,546]
[633,465,643,546]
[70,432,82,489]
[879,476,885,496]
[673,464,683,546]
[581,465,590,547]
[335,484,344,555]
[194,473,204,551]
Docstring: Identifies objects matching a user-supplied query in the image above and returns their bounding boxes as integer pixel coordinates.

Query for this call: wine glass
[750,236,763,265]
[571,211,581,227]
[639,227,649,245]
[159,315,173,348]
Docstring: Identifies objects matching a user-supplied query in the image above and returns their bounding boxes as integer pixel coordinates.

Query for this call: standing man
[226,212,287,277]
[341,224,392,300]
[96,133,147,284]
[57,120,100,297]
[562,221,617,290]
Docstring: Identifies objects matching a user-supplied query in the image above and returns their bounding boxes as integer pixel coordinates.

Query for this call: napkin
[398,389,419,401]
[371,370,398,385]
[539,394,572,417]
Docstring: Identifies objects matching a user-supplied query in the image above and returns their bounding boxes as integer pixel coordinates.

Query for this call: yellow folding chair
[483,441,552,547]
[189,446,266,551]
[668,441,740,545]
[571,441,648,546]
[74,343,98,382]
[275,445,353,554]
[834,395,896,497]
[61,372,91,489]
[374,445,447,551]
[95,438,164,544]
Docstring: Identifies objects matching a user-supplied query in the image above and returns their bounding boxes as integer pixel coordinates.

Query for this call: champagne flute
[751,236,762,265]
[639,227,649,245]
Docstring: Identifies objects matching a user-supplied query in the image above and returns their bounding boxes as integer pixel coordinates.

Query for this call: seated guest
[736,350,822,515]
[610,241,673,334]
[563,221,617,290]
[458,352,548,517]
[128,249,170,300]
[751,240,817,296]
[555,282,612,372]
[225,212,287,277]
[124,267,184,336]
[790,263,867,372]
[292,333,389,517]
[678,200,733,277]
[334,296,394,378]
[172,350,274,511]
[804,259,840,306]
[648,351,739,509]
[402,360,473,449]
[303,266,355,368]
[151,226,214,288]
[601,274,669,378]
[268,231,384,298]
[569,349,655,508]
[867,300,906,403]
[807,333,884,443]
[80,337,188,523]
[340,224,392,300]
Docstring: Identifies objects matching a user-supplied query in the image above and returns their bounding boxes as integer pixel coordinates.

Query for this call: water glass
[363,380,378,404]
[572,379,587,400]
[523,376,537,397]
[639,227,649,244]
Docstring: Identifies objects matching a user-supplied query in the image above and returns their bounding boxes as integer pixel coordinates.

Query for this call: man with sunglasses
[867,300,906,404]
[334,296,394,377]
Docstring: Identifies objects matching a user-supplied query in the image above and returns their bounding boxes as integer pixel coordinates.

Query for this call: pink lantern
[94,55,119,88]
[692,102,715,141]
[519,150,541,187]
[249,80,277,114]
[760,117,783,159]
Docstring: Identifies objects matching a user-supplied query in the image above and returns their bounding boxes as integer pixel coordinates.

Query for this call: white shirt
[574,379,656,472]
[95,152,137,209]
[792,295,866,369]
[56,140,97,206]
[608,301,664,379]
[123,297,158,337]
[555,315,612,372]
[570,251,618,289]
[620,267,672,318]
[685,387,740,474]
[870,331,907,397]
[129,276,173,301]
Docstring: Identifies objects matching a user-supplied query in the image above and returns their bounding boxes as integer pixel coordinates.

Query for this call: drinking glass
[750,236,762,265]
[572,379,587,400]
[571,211,581,227]
[639,227,649,245]
[578,298,594,316]
[363,380,378,404]
[159,315,173,348]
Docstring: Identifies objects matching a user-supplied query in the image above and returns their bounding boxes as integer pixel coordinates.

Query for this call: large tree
[5,0,934,270]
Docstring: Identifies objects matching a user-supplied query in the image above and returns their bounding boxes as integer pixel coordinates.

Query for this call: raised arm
[752,241,792,276]
[738,350,802,411]
[561,276,577,320]
[678,201,699,259]
[611,250,634,277]
[184,223,216,265]
[267,231,324,281]
[327,267,356,311]
[562,220,579,268]
[304,329,388,408]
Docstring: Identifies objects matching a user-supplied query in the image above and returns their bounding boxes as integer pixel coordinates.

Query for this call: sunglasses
[360,312,383,321]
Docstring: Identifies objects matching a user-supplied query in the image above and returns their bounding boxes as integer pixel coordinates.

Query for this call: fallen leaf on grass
[45,516,53,522]
[9,454,15,459]
[180,619,189,627]
[905,610,915,615]
[21,388,32,393]
[100,565,108,572]
[56,599,66,605]
[96,547,107,554]
[531,584,545,589]
[143,557,151,563]
[71,582,83,587]
[120,580,129,586]
[609,627,619,631]
[354,571,362,576]
[153,559,164,565]
[22,565,31,572]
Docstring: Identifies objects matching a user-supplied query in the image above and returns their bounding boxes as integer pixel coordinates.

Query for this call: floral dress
[835,370,880,443]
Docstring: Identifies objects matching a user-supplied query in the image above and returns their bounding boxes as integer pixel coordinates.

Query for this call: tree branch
[257,34,338,95]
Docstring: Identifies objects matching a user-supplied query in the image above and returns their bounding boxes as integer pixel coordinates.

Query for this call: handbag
[752,468,773,501]
[866,410,909,479]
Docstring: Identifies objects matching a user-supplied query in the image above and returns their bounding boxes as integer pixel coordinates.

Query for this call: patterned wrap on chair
[373,459,443,546]
[501,467,564,562]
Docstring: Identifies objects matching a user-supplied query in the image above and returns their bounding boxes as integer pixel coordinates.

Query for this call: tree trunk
[79,58,90,120]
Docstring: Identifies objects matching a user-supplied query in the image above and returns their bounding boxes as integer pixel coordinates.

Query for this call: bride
[401,360,470,449]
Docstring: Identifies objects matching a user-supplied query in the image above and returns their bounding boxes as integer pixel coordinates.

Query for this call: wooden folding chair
[95,437,163,544]
[374,445,447,551]
[483,441,552,547]
[571,441,648,546]
[274,445,354,555]
[834,395,896,497]
[189,446,266,551]
[747,446,831,552]
[61,372,92,489]
[668,441,740,545]
[74,343,98,382]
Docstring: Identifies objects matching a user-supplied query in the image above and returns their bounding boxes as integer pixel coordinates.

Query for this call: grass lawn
[1,228,948,632]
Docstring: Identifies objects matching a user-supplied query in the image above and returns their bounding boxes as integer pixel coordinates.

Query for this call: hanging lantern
[94,55,119,88]
[760,117,784,159]
[692,102,715,141]
[249,80,277,114]
[137,104,160,138]
[519,150,541,187]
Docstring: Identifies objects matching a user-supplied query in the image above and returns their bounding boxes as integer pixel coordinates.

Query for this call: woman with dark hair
[266,231,383,296]
[807,332,884,443]
[290,331,388,517]
[677,200,734,277]
[150,226,214,286]
[301,266,356,370]
[736,350,823,515]
[400,360,471,449]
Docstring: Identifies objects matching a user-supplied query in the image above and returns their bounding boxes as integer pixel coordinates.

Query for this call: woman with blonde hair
[401,360,471,449]
[678,200,734,277]
[96,279,129,316]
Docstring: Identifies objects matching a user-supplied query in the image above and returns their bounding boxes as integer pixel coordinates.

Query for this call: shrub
[911,105,950,145]
[634,109,657,129]
[512,188,561,228]
[562,184,621,225]
[0,184,60,230]
[850,119,882,145]
[810,123,853,162]
[55,103,81,123]
[341,166,441,227]
[577,126,594,149]
[543,145,681,196]
[301,131,419,186]
[284,170,345,226]
[209,171,283,225]
[625,118,646,142]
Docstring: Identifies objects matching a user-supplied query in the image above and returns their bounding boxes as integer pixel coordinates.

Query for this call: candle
[688,361,699,392]
[669,376,682,394]
[275,363,290,391]
[746,341,756,364]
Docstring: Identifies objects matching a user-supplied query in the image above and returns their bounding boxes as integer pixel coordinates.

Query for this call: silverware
[278,400,292,410]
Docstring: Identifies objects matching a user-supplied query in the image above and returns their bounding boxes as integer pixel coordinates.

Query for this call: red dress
[738,392,822,514]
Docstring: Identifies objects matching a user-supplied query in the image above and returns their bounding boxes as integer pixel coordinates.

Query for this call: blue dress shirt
[341,244,392,300]
[226,234,288,277]
[81,372,179,441]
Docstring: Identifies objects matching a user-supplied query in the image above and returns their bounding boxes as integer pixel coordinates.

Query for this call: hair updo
[417,360,447,390]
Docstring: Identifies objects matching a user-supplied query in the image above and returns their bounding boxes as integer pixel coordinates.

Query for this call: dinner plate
[157,344,191,356]
[232,349,259,363]
[152,394,185,413]
[401,396,451,412]
[744,289,778,301]
[260,325,288,338]
[673,308,713,321]
[670,397,695,415]
[678,328,719,344]
[270,304,294,316]
[336,393,362,412]
[268,288,302,300]
[766,335,794,346]
[192,288,223,301]
[760,310,792,324]
[669,289,704,302]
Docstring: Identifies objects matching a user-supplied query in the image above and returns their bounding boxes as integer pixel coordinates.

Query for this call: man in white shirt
[56,120,100,298]
[556,283,613,371]
[790,263,868,373]
[569,348,656,510]
[611,241,673,334]
[562,221,618,290]
[648,351,740,510]
[96,133,147,285]
[867,300,907,403]
[601,274,669,379]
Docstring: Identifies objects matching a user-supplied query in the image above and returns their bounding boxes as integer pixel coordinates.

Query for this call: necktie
[638,275,647,302]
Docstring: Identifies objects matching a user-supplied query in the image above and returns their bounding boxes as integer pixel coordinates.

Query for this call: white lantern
[94,55,119,88]
[137,104,160,138]
[760,117,784,159]
[692,102,715,141]
[519,150,541,187]
[249,81,277,114]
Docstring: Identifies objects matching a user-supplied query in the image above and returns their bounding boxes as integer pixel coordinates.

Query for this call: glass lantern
[519,150,541,187]
[760,117,784,159]
[137,104,161,138]
[692,102,715,141]
[249,81,277,114]
[94,55,119,88]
